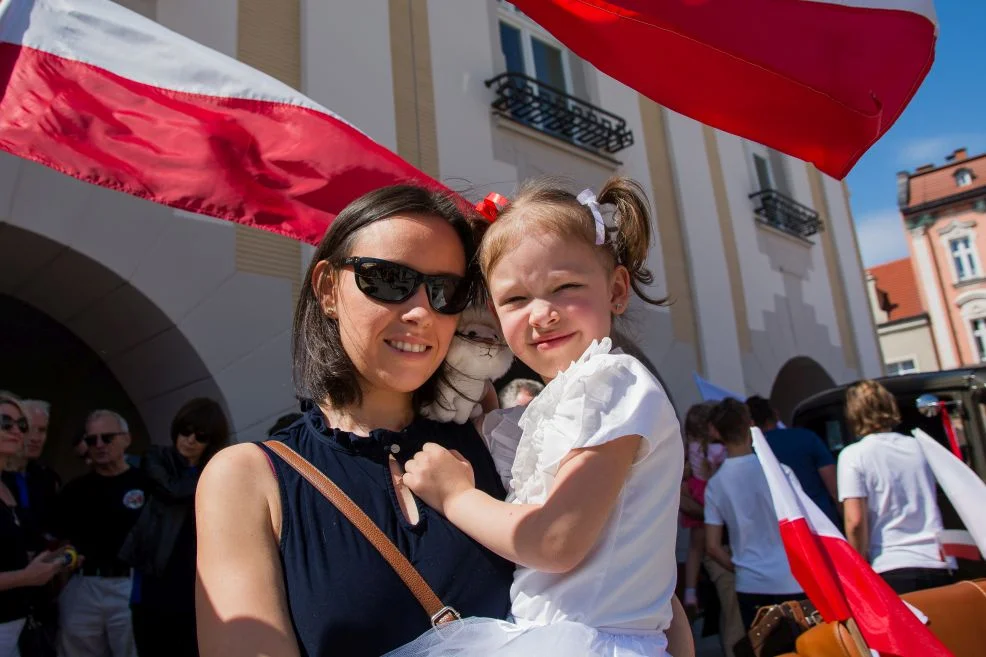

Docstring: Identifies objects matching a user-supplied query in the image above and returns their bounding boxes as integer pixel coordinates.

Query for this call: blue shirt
[764,427,839,524]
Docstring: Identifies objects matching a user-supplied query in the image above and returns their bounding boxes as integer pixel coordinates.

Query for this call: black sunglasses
[83,432,123,447]
[178,427,212,444]
[0,414,28,434]
[341,257,471,315]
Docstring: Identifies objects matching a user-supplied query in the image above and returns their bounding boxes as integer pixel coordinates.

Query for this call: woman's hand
[21,551,66,586]
[402,443,475,515]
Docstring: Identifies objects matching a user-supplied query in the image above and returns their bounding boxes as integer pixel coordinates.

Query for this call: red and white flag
[0,0,442,244]
[914,429,986,561]
[752,428,952,657]
[510,0,937,179]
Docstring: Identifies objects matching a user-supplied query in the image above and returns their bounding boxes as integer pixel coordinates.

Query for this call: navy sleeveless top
[258,406,514,657]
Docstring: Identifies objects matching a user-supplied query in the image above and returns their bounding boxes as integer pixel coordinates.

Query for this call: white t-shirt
[482,338,683,633]
[836,432,947,573]
[704,454,802,595]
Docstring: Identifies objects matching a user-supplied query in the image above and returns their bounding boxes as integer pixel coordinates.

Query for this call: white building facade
[0,0,881,475]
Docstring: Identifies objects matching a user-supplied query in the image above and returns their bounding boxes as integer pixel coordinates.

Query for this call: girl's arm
[195,445,300,657]
[403,435,641,573]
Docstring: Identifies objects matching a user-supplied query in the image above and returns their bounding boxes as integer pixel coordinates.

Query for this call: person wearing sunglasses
[120,398,229,657]
[0,393,67,657]
[195,185,514,657]
[50,410,147,657]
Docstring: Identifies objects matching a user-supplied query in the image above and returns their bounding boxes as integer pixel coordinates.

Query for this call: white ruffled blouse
[481,338,684,633]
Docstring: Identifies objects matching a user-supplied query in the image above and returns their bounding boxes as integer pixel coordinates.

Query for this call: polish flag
[752,428,952,657]
[914,429,986,561]
[0,0,441,244]
[510,0,937,179]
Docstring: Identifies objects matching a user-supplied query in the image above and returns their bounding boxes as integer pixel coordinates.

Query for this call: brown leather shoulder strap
[263,440,459,626]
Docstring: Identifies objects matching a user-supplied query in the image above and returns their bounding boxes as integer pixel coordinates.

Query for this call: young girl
[680,403,726,615]
[392,177,685,656]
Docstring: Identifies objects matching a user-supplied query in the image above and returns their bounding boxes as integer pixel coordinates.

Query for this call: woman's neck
[319,388,415,436]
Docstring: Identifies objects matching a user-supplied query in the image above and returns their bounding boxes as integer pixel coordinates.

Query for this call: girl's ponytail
[598,177,667,306]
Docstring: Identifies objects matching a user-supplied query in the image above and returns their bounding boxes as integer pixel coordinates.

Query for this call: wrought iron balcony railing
[484,72,634,155]
[749,189,823,239]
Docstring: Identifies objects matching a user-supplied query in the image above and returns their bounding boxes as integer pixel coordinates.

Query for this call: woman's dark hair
[293,185,480,409]
[170,397,230,465]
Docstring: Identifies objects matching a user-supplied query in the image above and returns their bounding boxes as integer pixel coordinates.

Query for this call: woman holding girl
[195,182,689,657]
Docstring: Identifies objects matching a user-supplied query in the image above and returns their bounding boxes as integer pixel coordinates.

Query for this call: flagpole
[844,618,871,656]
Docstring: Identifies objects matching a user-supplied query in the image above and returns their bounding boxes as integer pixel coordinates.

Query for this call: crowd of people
[0,392,254,657]
[0,179,962,657]
[679,383,954,656]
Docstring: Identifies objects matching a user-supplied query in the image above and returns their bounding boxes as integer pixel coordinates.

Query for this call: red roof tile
[867,257,924,322]
[907,153,986,207]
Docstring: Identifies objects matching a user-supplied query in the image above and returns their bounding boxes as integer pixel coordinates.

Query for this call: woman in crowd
[0,393,64,657]
[122,398,229,657]
[839,380,954,594]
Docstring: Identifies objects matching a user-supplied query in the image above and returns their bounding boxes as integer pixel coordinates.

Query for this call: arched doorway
[769,356,837,424]
[0,223,227,480]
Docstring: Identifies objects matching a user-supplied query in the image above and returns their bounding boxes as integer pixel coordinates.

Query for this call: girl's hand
[402,443,475,515]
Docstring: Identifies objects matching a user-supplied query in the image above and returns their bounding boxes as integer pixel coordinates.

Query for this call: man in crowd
[498,378,544,409]
[704,398,802,629]
[52,410,147,657]
[746,395,840,525]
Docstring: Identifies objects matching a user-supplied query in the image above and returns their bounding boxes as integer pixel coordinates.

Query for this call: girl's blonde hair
[845,379,901,437]
[478,176,667,306]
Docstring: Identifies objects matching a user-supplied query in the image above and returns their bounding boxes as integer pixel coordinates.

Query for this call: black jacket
[119,446,200,576]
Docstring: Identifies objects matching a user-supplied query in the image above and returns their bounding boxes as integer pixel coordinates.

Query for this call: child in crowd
[680,402,727,615]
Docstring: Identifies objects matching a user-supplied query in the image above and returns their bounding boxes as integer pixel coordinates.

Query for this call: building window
[497,4,571,93]
[972,318,986,362]
[886,359,918,376]
[752,153,774,191]
[950,236,980,281]
[956,168,974,187]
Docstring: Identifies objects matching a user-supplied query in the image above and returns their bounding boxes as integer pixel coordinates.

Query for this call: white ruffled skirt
[383,617,669,657]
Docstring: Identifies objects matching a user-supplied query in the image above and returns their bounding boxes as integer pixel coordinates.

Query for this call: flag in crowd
[752,428,952,657]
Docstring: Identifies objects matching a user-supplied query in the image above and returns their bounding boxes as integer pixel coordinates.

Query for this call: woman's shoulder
[199,443,276,497]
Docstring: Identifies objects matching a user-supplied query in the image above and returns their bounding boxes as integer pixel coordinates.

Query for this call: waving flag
[0,0,440,244]
[510,0,937,179]
[914,429,986,561]
[752,428,952,657]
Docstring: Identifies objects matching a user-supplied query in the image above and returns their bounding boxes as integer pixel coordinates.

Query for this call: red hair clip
[475,192,510,223]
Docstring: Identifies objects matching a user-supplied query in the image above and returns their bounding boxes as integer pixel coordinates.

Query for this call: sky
[846,1,986,269]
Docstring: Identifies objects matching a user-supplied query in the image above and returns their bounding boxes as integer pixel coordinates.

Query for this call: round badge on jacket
[122,489,146,510]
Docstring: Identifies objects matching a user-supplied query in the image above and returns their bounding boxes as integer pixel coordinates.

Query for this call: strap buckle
[430,606,461,627]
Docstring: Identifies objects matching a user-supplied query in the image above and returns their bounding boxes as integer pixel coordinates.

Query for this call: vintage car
[791,366,986,580]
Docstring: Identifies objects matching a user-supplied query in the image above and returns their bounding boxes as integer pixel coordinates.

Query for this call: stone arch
[0,223,227,474]
[769,356,837,424]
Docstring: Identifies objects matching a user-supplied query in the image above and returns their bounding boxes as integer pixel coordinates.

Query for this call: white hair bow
[577,189,606,245]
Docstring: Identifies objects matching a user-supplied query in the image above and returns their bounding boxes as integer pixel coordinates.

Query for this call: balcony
[484,72,634,155]
[749,189,823,239]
